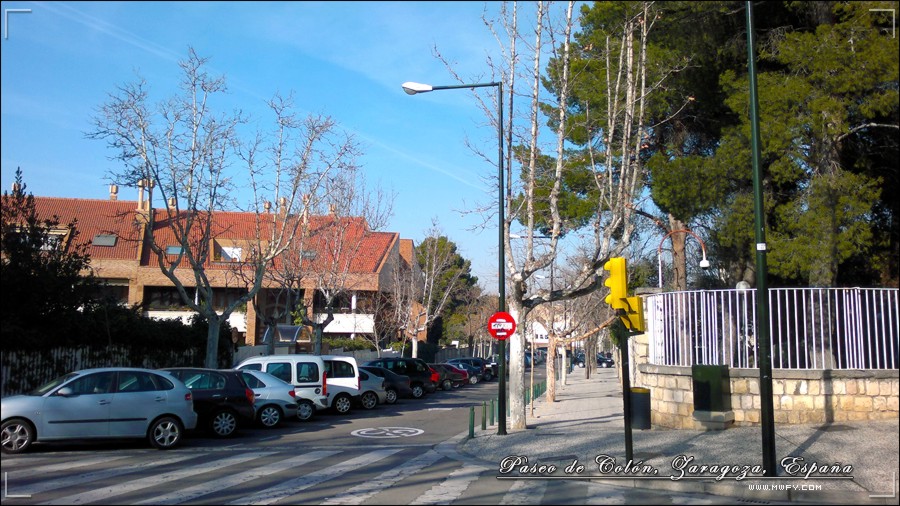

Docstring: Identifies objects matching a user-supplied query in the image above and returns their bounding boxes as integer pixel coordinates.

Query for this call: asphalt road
[1,366,759,504]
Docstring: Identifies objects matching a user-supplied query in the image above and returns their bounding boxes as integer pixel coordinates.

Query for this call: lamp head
[699,258,710,269]
[402,82,433,95]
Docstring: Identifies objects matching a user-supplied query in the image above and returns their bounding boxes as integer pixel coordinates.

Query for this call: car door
[40,371,116,439]
[109,371,171,437]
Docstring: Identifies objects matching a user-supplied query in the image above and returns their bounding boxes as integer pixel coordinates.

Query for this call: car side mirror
[57,387,74,397]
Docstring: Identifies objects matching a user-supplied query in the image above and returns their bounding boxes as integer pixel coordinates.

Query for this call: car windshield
[28,372,79,396]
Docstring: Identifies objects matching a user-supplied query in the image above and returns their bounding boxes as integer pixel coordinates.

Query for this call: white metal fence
[646,287,899,370]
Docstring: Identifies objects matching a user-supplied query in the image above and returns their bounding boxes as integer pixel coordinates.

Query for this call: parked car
[359,366,412,404]
[357,369,387,409]
[448,361,481,384]
[442,363,470,387]
[239,370,299,428]
[320,355,362,414]
[162,368,256,438]
[1,367,197,454]
[447,357,493,381]
[362,358,437,398]
[597,352,616,368]
[429,363,468,390]
[234,354,356,419]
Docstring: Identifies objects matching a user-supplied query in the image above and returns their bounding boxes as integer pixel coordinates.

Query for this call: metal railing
[646,287,899,370]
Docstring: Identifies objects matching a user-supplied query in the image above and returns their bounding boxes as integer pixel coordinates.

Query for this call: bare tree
[298,166,393,354]
[89,49,358,367]
[433,2,687,429]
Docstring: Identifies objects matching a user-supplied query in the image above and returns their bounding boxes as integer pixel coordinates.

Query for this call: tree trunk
[668,215,687,291]
[205,315,223,368]
[546,333,557,402]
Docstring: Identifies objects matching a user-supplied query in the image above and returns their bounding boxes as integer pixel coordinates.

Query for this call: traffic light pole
[615,318,634,463]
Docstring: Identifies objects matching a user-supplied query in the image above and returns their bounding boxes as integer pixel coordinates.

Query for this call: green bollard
[490,398,495,426]
[482,401,487,430]
[469,406,475,439]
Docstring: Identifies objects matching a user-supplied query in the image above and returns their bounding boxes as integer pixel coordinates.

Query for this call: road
[0,367,746,504]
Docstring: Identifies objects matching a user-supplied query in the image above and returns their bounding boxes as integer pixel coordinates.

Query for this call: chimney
[278,196,288,216]
[137,179,145,210]
[301,194,310,223]
[329,203,337,215]
[12,182,21,193]
[264,201,272,213]
[109,184,119,201]
[167,197,177,210]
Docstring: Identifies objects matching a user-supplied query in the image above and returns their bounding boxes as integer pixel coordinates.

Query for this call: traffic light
[603,257,627,309]
[622,296,645,332]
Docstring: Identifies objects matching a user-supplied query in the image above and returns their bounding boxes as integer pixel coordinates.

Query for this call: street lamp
[403,79,507,435]
[656,228,710,289]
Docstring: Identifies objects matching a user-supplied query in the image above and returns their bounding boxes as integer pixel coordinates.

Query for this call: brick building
[29,186,422,348]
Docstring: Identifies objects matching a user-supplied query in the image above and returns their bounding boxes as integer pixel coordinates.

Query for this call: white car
[1,368,197,454]
[239,370,300,428]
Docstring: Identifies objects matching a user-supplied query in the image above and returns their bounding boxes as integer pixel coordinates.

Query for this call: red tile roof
[31,197,142,261]
[30,197,397,274]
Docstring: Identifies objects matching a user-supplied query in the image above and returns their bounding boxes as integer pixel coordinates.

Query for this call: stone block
[780,395,794,410]
[772,380,784,396]
[692,410,735,431]
[853,397,873,412]
[866,380,881,396]
[808,381,820,396]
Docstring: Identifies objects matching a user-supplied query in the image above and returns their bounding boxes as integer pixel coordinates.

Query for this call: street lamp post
[656,228,710,290]
[403,80,507,435]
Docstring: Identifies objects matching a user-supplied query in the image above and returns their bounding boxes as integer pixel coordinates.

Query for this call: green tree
[0,169,99,347]
[413,231,478,347]
[712,2,897,286]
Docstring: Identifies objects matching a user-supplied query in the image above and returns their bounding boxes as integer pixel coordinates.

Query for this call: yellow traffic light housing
[603,257,628,309]
[622,296,645,333]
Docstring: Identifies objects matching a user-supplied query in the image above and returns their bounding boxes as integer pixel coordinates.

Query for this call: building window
[92,234,117,247]
[166,245,182,255]
[145,287,190,310]
[220,246,242,262]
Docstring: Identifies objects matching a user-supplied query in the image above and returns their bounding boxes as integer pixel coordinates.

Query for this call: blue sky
[1,1,525,289]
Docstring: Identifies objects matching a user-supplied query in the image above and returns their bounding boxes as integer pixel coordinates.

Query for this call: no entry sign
[487,311,517,340]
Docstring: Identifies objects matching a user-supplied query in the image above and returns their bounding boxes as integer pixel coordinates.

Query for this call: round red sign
[487,311,517,341]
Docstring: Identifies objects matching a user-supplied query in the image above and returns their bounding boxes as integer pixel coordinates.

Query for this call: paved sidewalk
[457,368,899,504]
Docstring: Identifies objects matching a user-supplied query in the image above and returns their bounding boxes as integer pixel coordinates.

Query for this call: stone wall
[636,364,900,429]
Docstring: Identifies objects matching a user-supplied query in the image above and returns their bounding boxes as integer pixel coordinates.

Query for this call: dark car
[597,352,615,368]
[162,368,256,437]
[362,358,437,399]
[447,357,494,381]
[360,366,412,404]
[448,361,481,384]
[430,363,468,390]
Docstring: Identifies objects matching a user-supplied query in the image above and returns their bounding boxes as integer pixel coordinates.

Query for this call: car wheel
[210,410,238,437]
[469,375,479,385]
[441,379,452,391]
[258,404,283,428]
[411,384,425,399]
[1,418,34,455]
[361,391,378,410]
[148,416,183,450]
[385,388,398,404]
[333,394,353,414]
[297,400,315,421]
[482,372,493,382]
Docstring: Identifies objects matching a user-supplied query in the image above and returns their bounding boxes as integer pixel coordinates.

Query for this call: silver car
[1,367,197,454]
[357,369,388,410]
[239,370,299,428]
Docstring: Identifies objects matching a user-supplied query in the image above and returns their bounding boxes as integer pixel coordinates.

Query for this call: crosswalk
[1,446,730,505]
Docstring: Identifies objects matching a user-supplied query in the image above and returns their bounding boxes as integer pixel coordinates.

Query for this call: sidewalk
[457,368,899,504]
